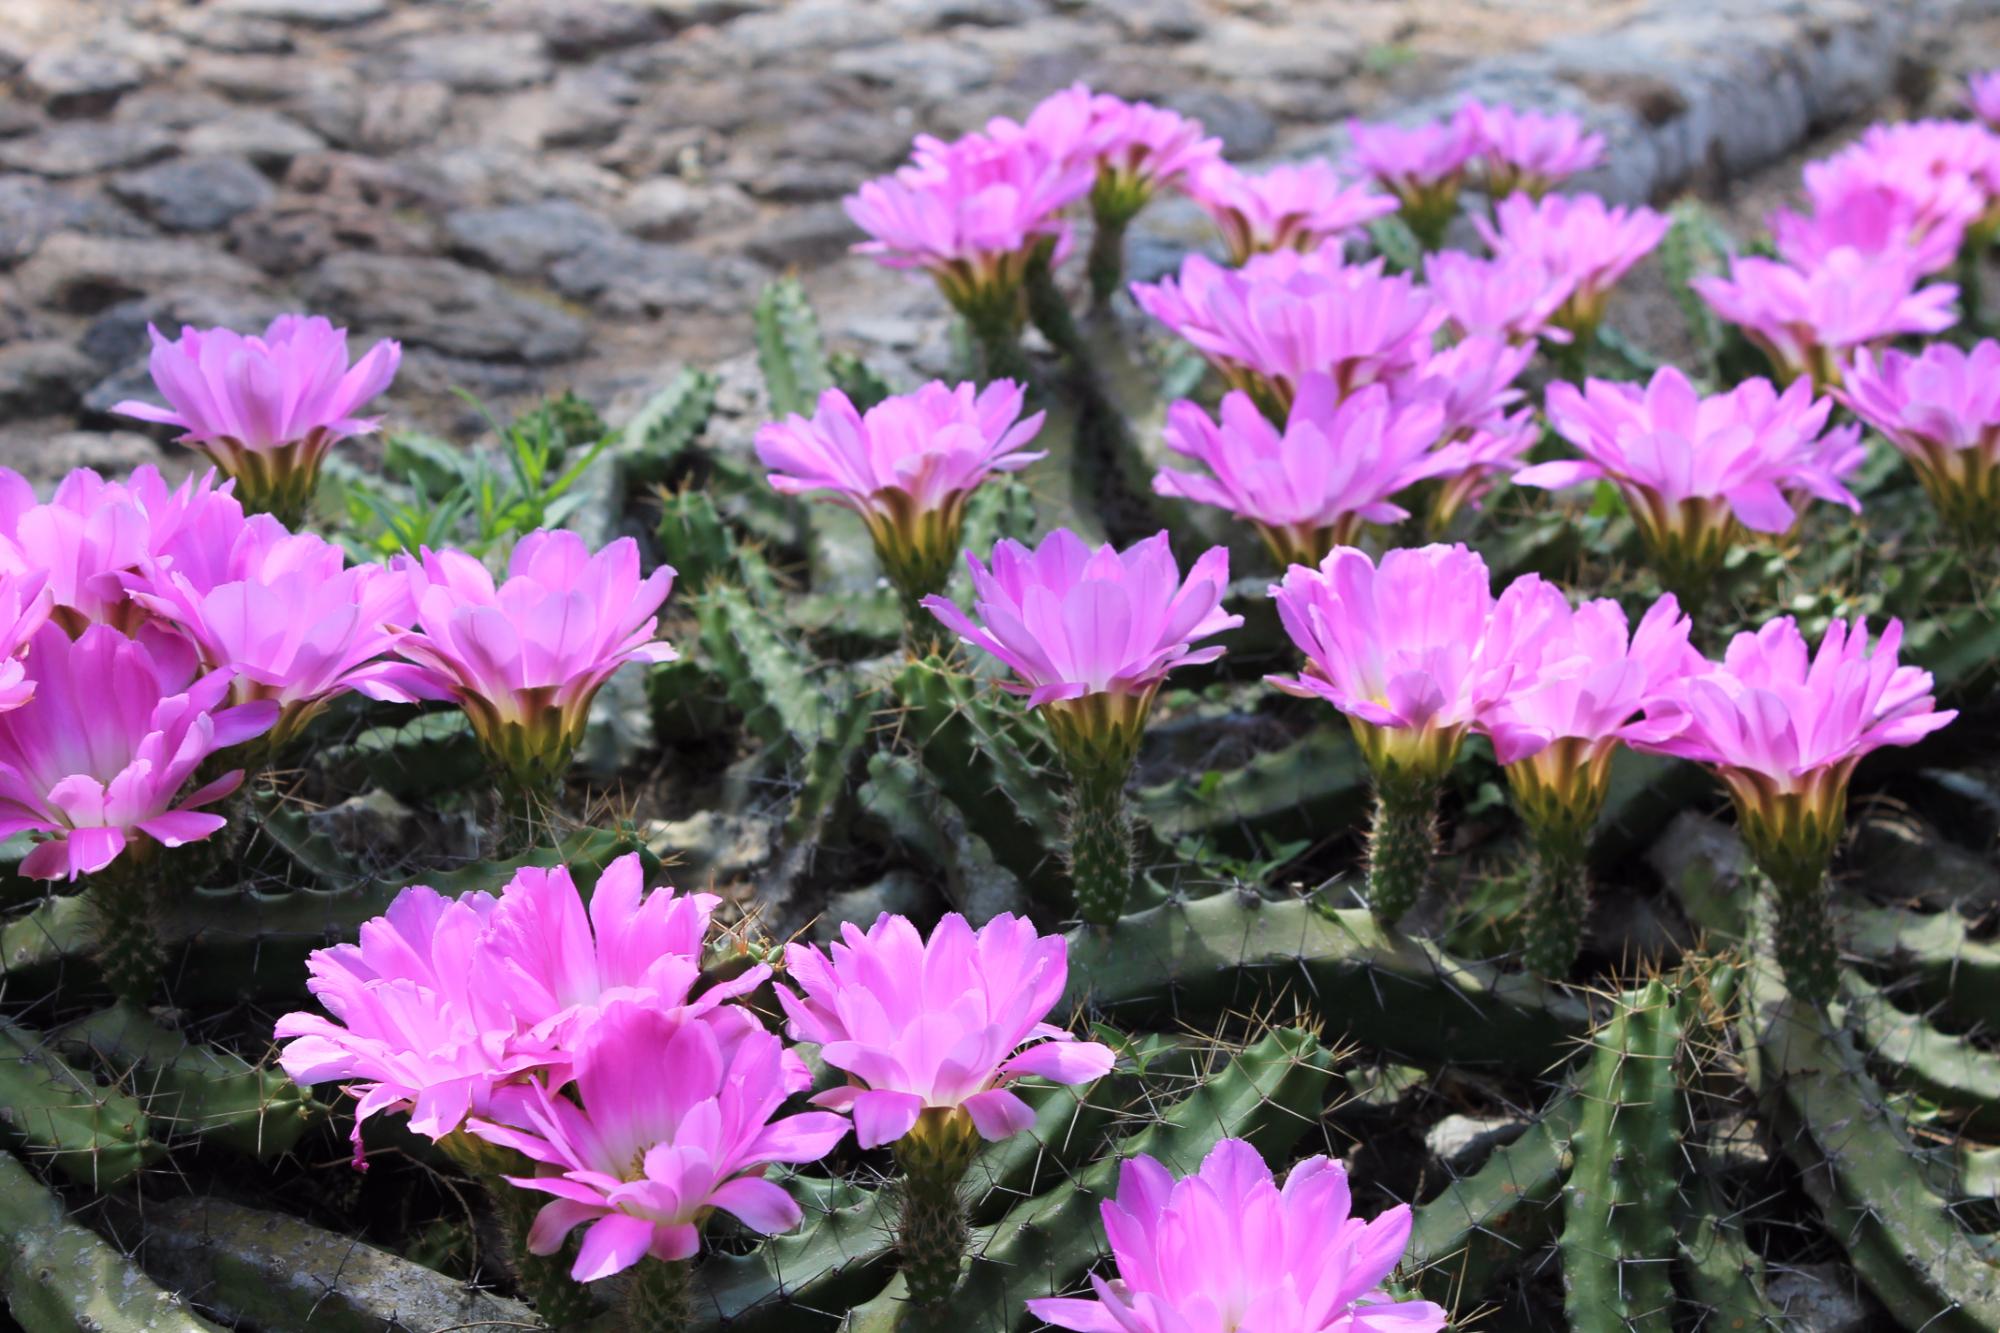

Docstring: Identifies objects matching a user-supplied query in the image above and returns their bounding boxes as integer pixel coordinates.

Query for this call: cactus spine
[87,850,166,1007]
[1520,844,1589,979]
[1560,978,1683,1331]
[1767,864,1839,1007]
[1366,783,1440,925]
[894,1109,982,1306]
[1066,763,1134,925]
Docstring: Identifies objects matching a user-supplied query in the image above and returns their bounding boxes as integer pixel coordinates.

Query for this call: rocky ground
[0,0,1673,482]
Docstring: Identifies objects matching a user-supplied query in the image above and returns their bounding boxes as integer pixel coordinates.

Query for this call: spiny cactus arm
[0,1150,224,1332]
[692,1182,899,1329]
[755,276,833,420]
[1405,1091,1576,1311]
[696,583,841,754]
[1673,1160,1787,1330]
[1134,729,1367,860]
[137,1195,535,1333]
[1847,975,2000,1130]
[318,711,485,804]
[0,1019,162,1190]
[1063,894,1591,1070]
[621,366,721,486]
[1559,978,1683,1331]
[842,1028,1336,1331]
[1,891,92,999]
[1845,906,2000,1025]
[1739,956,2000,1330]
[51,1006,322,1159]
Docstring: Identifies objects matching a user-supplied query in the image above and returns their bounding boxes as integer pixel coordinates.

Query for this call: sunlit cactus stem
[1766,863,1840,1007]
[437,1133,603,1327]
[1507,736,1619,979]
[894,1108,982,1306]
[1045,689,1152,925]
[1726,770,1850,1008]
[623,1257,695,1333]
[1365,780,1440,926]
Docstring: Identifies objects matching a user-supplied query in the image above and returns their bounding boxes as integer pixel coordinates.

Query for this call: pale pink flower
[754,380,1045,600]
[1971,71,2000,133]
[1132,247,1442,414]
[1840,339,2000,538]
[1017,85,1220,220]
[1519,368,1861,589]
[1185,158,1398,264]
[1690,249,1958,388]
[1158,376,1448,566]
[1468,101,1605,198]
[1028,1138,1445,1333]
[1418,408,1541,530]
[1346,108,1482,245]
[1631,617,1953,868]
[779,912,1113,1150]
[112,316,400,522]
[1476,191,1669,339]
[470,1000,850,1280]
[922,529,1238,711]
[127,529,434,747]
[1268,543,1515,782]
[0,623,274,880]
[1392,336,1537,440]
[1422,249,1571,344]
[396,532,676,789]
[0,572,50,716]
[845,127,1093,321]
[1773,182,1968,277]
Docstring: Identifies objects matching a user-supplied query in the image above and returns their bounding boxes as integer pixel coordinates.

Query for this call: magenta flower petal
[1185,157,1398,263]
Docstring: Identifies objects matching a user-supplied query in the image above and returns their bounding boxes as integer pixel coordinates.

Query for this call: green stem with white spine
[1365,783,1439,927]
[622,1257,694,1333]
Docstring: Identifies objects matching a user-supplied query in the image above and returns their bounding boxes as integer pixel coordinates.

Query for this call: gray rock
[0,98,36,138]
[0,341,97,416]
[111,89,235,132]
[894,0,1042,29]
[308,789,479,865]
[1425,1113,1531,1176]
[21,45,142,117]
[548,234,762,315]
[949,824,1031,922]
[396,32,553,92]
[1766,1262,1874,1333]
[444,199,622,275]
[619,177,711,239]
[355,79,452,152]
[816,870,935,940]
[168,10,296,55]
[743,202,858,268]
[0,121,175,177]
[181,109,325,171]
[1114,0,1204,41]
[645,809,778,887]
[32,429,163,479]
[79,291,284,368]
[652,0,774,21]
[211,0,388,26]
[304,253,589,363]
[15,234,265,313]
[0,175,150,267]
[529,2,671,59]
[109,155,274,232]
[1162,88,1276,157]
[829,37,994,106]
[725,5,896,60]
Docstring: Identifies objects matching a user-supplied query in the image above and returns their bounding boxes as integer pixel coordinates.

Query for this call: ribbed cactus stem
[1067,769,1133,926]
[622,1257,694,1333]
[1521,842,1590,980]
[88,852,164,1007]
[485,1175,602,1326]
[895,1110,980,1308]
[1366,783,1439,926]
[1768,864,1839,1007]
[1087,213,1129,308]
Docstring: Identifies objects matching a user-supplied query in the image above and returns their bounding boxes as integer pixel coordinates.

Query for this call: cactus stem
[87,848,165,1007]
[1067,767,1133,926]
[1365,783,1439,927]
[1086,214,1129,309]
[1767,865,1839,1007]
[1521,841,1590,980]
[623,1257,694,1333]
[894,1110,981,1307]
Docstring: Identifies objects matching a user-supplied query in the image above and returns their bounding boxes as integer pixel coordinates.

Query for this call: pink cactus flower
[1772,182,1969,278]
[922,528,1238,713]
[0,572,50,716]
[1971,70,2000,132]
[1841,339,2000,540]
[0,465,245,637]
[1418,408,1541,531]
[396,532,675,791]
[845,126,1094,328]
[276,882,531,1149]
[111,316,400,523]
[1468,100,1606,198]
[754,380,1045,606]
[1392,336,1537,441]
[1801,131,1996,257]
[1519,367,1861,593]
[474,853,759,1068]
[1028,1137,1445,1333]
[779,911,1113,1151]
[1477,588,1699,841]
[1018,85,1220,221]
[1158,376,1448,567]
[0,623,275,881]
[1423,249,1571,344]
[1690,249,1958,389]
[470,999,850,1280]
[1132,246,1443,416]
[1269,543,1514,784]
[1346,107,1483,246]
[1184,158,1399,264]
[1476,191,1669,341]
[1633,617,1953,901]
[127,529,435,748]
